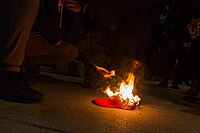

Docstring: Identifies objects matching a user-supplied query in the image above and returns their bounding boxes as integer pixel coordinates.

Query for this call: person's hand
[62,0,81,13]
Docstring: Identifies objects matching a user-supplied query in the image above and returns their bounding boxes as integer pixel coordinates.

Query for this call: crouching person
[0,0,81,103]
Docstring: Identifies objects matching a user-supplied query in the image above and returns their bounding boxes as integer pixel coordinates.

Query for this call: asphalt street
[0,73,199,133]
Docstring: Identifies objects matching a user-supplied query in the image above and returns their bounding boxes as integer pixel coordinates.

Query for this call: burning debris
[93,60,143,110]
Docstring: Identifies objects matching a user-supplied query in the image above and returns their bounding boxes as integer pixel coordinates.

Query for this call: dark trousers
[173,47,191,84]
[160,38,178,82]
[189,41,200,82]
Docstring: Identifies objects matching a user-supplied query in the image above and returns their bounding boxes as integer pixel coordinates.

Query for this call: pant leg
[35,0,60,44]
[24,32,78,65]
[189,41,200,82]
[0,0,40,71]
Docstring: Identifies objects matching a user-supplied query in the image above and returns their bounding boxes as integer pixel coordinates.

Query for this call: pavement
[0,72,200,133]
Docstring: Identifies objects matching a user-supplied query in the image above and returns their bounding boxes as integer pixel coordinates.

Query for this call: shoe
[0,71,44,103]
[172,82,180,90]
[158,80,168,87]
[186,80,200,96]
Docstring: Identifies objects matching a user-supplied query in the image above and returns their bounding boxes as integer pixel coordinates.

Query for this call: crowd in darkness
[146,0,200,96]
[0,0,199,104]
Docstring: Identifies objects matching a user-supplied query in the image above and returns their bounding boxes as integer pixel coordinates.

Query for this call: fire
[95,65,141,108]
[95,65,116,79]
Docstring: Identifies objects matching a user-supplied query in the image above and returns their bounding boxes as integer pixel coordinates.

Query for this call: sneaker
[0,71,44,103]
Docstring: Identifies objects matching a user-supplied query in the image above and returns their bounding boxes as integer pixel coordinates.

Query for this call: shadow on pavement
[141,83,200,116]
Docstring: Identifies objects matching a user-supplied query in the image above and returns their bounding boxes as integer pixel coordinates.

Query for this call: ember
[93,65,141,110]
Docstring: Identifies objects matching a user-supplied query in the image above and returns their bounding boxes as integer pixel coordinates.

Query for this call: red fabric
[93,98,136,110]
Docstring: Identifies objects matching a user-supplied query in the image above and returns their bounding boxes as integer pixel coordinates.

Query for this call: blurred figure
[158,0,179,88]
[0,0,82,103]
[25,0,80,65]
[171,42,191,89]
[175,0,200,95]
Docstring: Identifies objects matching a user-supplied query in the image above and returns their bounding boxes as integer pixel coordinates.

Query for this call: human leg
[0,0,44,103]
[24,32,78,65]
[186,41,200,95]
[0,0,40,71]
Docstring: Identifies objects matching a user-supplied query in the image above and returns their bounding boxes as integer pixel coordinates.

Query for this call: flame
[96,65,141,107]
[95,65,116,79]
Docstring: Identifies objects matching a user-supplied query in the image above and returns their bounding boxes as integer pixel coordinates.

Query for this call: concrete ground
[0,72,200,133]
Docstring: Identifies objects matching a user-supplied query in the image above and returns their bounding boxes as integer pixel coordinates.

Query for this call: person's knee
[53,43,79,62]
